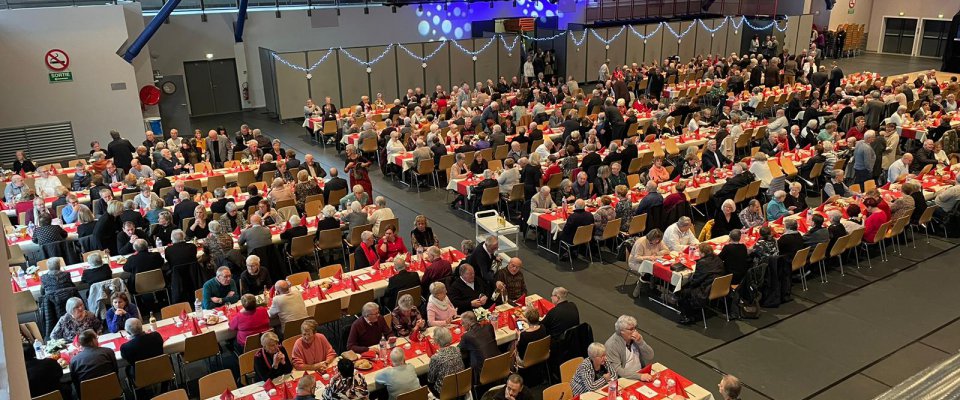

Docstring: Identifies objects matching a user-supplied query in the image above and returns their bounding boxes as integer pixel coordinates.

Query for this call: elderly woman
[680,152,702,178]
[739,199,765,228]
[340,201,369,231]
[75,205,97,238]
[254,199,281,226]
[316,205,340,232]
[32,214,67,246]
[469,151,489,175]
[204,220,239,269]
[369,196,396,234]
[593,165,614,196]
[186,204,210,239]
[766,190,791,221]
[267,178,294,205]
[648,157,671,184]
[410,215,439,250]
[120,174,139,197]
[275,161,295,183]
[254,331,293,381]
[340,185,370,210]
[613,185,634,232]
[515,307,548,361]
[592,196,616,239]
[749,152,774,189]
[228,294,271,352]
[218,201,247,232]
[628,229,670,273]
[291,319,337,371]
[344,144,373,200]
[323,358,369,400]
[391,293,425,337]
[294,170,322,212]
[39,257,76,296]
[50,297,101,341]
[784,182,807,212]
[426,327,465,396]
[712,199,743,238]
[377,225,409,261]
[150,210,176,246]
[105,292,140,334]
[571,342,612,396]
[554,179,576,205]
[144,197,165,225]
[426,281,457,327]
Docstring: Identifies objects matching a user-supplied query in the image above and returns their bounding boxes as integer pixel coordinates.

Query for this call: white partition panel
[275,52,310,121]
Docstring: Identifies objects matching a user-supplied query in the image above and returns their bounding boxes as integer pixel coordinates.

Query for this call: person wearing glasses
[604,315,654,381]
[540,287,580,338]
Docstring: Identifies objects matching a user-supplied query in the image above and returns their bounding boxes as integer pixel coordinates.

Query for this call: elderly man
[202,266,239,309]
[119,318,163,395]
[542,287,580,337]
[465,235,499,282]
[421,246,453,294]
[300,154,326,179]
[887,153,913,183]
[493,257,527,304]
[635,181,664,214]
[205,129,232,168]
[35,167,62,197]
[934,175,960,220]
[507,141,526,162]
[701,139,730,171]
[128,158,153,179]
[384,255,419,310]
[4,175,25,202]
[123,239,164,292]
[852,131,877,185]
[571,171,592,200]
[239,255,272,295]
[69,330,119,394]
[459,310,500,382]
[913,139,939,174]
[663,216,699,251]
[823,169,852,199]
[448,264,492,312]
[155,148,183,177]
[268,279,308,324]
[718,375,743,400]
[605,315,655,380]
[346,302,394,353]
[238,214,273,255]
[375,347,420,400]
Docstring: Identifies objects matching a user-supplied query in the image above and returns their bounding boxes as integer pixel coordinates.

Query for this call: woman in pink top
[426,281,457,327]
[228,294,271,353]
[292,319,337,371]
[648,157,671,184]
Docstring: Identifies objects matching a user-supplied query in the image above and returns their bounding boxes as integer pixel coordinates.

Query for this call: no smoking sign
[45,49,69,71]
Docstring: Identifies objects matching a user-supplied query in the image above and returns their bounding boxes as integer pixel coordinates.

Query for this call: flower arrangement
[473,307,490,322]
[44,339,67,354]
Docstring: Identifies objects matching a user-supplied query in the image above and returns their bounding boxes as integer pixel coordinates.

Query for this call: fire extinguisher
[242,82,249,101]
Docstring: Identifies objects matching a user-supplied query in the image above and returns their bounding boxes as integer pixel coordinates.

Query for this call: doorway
[881,17,918,55]
[919,19,951,58]
[184,58,242,116]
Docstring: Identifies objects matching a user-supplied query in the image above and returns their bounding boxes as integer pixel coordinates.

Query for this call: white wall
[825,0,956,52]
[824,0,874,29]
[0,4,153,158]
[147,4,586,111]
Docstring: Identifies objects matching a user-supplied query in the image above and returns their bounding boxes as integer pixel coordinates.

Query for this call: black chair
[168,262,199,305]
[41,240,81,265]
[250,244,287,280]
[549,323,593,382]
[77,235,100,253]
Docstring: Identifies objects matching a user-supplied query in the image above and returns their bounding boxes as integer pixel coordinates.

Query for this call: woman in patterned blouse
[571,342,613,396]
[50,297,102,341]
[322,358,369,400]
[391,294,425,337]
[427,327,465,396]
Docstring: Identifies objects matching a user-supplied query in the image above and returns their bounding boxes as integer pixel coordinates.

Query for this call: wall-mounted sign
[44,49,70,71]
[49,72,73,83]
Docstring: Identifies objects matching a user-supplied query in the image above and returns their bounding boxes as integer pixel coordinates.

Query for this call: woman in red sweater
[862,198,890,243]
[377,225,409,261]
[228,294,271,353]
[291,319,337,371]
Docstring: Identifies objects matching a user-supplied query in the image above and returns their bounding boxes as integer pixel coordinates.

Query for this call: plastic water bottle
[608,375,618,400]
[155,237,163,249]
[33,339,45,359]
[195,298,203,319]
[149,312,157,331]
[379,336,388,360]
[27,221,35,236]
[17,270,27,288]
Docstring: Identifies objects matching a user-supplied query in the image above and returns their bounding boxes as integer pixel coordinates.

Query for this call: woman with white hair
[426,327,464,396]
[712,199,744,238]
[784,182,807,212]
[316,204,340,232]
[268,177,294,204]
[391,293,425,337]
[340,201,369,231]
[749,152,774,189]
[368,196,396,234]
[426,281,457,327]
[50,297,101,341]
[253,331,293,381]
[766,190,791,221]
[571,342,612,396]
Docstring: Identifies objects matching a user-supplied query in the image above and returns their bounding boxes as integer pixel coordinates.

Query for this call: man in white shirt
[887,105,906,127]
[34,167,62,198]
[267,280,308,324]
[663,216,700,251]
[766,109,788,133]
[887,153,913,184]
[165,129,183,151]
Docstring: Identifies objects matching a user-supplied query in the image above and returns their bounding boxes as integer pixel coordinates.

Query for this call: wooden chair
[542,383,572,400]
[282,317,310,340]
[913,206,937,243]
[413,159,436,191]
[791,247,812,291]
[178,331,222,388]
[559,357,583,383]
[437,154,455,183]
[134,354,176,396]
[376,218,399,237]
[886,215,911,256]
[238,350,257,385]
[316,228,345,265]
[700,274,733,328]
[397,386,429,400]
[135,269,168,304]
[318,264,343,279]
[479,187,500,212]
[197,369,237,400]
[493,145,509,160]
[287,234,319,276]
[808,241,830,283]
[151,389,188,400]
[282,336,298,357]
[79,372,122,400]
[592,218,620,256]
[160,302,193,320]
[286,271,311,286]
[517,336,551,382]
[314,298,343,326]
[397,286,423,307]
[346,289,375,315]
[559,225,593,269]
[305,199,324,217]
[478,351,514,387]
[243,332,264,353]
[438,368,473,400]
[828,236,851,276]
[327,188,347,208]
[14,290,39,321]
[236,170,255,189]
[487,159,503,173]
[32,391,63,400]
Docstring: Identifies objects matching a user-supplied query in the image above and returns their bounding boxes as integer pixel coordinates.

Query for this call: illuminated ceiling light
[205,53,214,59]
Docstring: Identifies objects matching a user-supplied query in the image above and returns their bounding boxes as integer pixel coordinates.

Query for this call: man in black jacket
[171,191,199,227]
[541,287,580,337]
[106,130,136,171]
[678,243,726,324]
[323,168,349,205]
[122,239,165,292]
[465,235,499,283]
[383,255,421,310]
[210,187,231,215]
[579,145,603,181]
[559,200,595,260]
[23,342,67,398]
[116,221,146,256]
[119,318,164,398]
[700,140,731,172]
[713,164,754,206]
[447,264,491,313]
[459,310,501,383]
[718,229,749,285]
[470,170,499,211]
[777,219,805,257]
[604,98,626,142]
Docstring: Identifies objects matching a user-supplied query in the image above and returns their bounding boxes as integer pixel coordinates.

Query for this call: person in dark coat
[678,243,727,324]
[122,239,165,293]
[777,219,805,257]
[458,310,501,383]
[69,330,119,395]
[700,139,731,172]
[541,287,580,337]
[718,229,749,285]
[713,165,755,206]
[164,230,198,304]
[106,130,137,171]
[803,214,831,247]
[465,236,498,283]
[23,342,67,398]
[119,318,164,397]
[559,200,595,259]
[383,255,421,310]
[323,168,349,205]
[353,231,380,270]
[447,264,492,313]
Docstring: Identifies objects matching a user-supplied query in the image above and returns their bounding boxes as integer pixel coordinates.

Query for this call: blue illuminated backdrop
[413,0,565,40]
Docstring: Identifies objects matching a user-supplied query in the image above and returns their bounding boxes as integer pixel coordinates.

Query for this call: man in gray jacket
[604,315,655,381]
[238,214,273,255]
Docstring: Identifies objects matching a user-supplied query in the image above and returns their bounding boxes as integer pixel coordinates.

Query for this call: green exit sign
[48,71,73,82]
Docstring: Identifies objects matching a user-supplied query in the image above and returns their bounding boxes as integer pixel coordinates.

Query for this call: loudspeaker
[825,0,836,10]
[701,0,715,11]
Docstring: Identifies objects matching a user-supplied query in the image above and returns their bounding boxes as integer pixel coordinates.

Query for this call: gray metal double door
[184,58,242,116]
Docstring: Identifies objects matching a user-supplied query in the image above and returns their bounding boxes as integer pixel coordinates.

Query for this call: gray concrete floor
[183,53,957,400]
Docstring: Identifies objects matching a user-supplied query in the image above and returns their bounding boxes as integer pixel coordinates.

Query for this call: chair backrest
[559,357,583,383]
[890,215,911,236]
[542,383,573,400]
[708,274,734,300]
[397,386,429,400]
[438,367,473,400]
[808,241,829,263]
[317,228,343,251]
[238,350,257,385]
[376,218,399,237]
[599,218,621,240]
[438,154,455,173]
[545,173,562,190]
[314,298,342,325]
[479,350,515,385]
[791,247,811,272]
[417,159,435,175]
[397,286,423,306]
[134,354,176,389]
[283,317,310,340]
[627,213,647,236]
[520,336,551,367]
[305,200,324,217]
[918,206,936,225]
[151,389,188,400]
[869,220,893,243]
[135,269,167,295]
[79,372,122,400]
[289,235,316,260]
[160,302,193,319]
[32,390,64,400]
[14,290,38,314]
[487,159,503,172]
[845,228,865,251]
[182,331,221,364]
[282,336,298,357]
[243,332,264,353]
[327,188,348,207]
[572,225,593,246]
[198,369,238,400]
[346,289,375,315]
[286,271,311,286]
[318,264,343,279]
[829,236,849,257]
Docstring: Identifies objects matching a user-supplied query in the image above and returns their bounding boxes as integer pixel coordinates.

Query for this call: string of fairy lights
[273,15,789,75]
